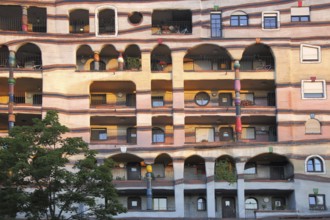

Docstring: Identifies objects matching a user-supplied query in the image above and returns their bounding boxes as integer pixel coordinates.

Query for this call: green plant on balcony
[215,159,237,184]
[125,57,141,70]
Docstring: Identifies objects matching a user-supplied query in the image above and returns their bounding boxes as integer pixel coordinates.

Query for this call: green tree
[0,111,126,220]
[215,158,237,184]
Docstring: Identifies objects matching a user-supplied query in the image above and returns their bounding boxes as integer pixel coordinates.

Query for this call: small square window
[152,96,164,107]
[301,80,326,99]
[300,44,321,63]
[262,11,280,30]
[153,198,167,210]
[309,195,326,210]
[242,127,256,140]
[91,128,107,140]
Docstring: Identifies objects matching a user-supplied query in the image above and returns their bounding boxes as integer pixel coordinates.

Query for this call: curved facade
[1,0,330,219]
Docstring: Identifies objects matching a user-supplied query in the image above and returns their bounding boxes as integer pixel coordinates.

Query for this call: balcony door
[127,162,141,180]
[222,197,236,218]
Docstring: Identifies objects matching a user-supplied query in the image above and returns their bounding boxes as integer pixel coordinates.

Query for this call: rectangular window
[291,7,310,22]
[231,15,248,26]
[242,127,256,140]
[91,94,106,105]
[300,44,321,63]
[91,128,107,140]
[291,16,310,22]
[301,80,326,99]
[211,13,222,38]
[309,195,326,210]
[152,96,164,107]
[196,127,214,143]
[153,198,167,210]
[262,12,280,30]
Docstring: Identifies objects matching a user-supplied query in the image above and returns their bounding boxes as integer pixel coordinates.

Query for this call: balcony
[152,10,192,35]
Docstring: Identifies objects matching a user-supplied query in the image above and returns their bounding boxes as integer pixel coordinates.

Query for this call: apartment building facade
[0,0,330,219]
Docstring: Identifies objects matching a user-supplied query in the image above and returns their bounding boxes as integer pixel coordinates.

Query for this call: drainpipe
[234,60,242,141]
[146,164,153,210]
[8,51,16,130]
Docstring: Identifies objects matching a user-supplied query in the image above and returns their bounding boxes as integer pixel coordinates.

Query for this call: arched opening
[184,155,205,181]
[99,44,119,71]
[215,155,236,183]
[76,45,93,71]
[69,9,89,33]
[98,8,116,35]
[16,43,42,70]
[151,44,172,72]
[110,153,144,180]
[240,44,275,71]
[184,44,232,71]
[0,45,9,68]
[124,44,141,71]
[154,153,173,179]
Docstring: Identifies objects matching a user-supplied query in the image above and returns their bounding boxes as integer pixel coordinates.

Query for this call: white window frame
[305,155,326,174]
[301,80,326,100]
[95,5,118,37]
[300,44,321,63]
[262,11,280,30]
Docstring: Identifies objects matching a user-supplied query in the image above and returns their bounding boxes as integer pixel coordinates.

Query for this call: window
[245,198,258,210]
[240,93,254,106]
[211,12,222,38]
[95,6,117,36]
[197,197,207,211]
[272,197,286,210]
[309,195,326,210]
[127,127,137,144]
[126,93,136,107]
[262,11,280,30]
[305,119,321,134]
[300,44,321,63]
[242,127,255,140]
[152,96,164,107]
[301,80,326,99]
[195,92,210,106]
[91,128,107,140]
[244,162,256,174]
[291,7,310,22]
[152,127,165,143]
[128,197,141,210]
[196,127,214,143]
[291,16,310,22]
[153,197,167,210]
[91,94,106,105]
[306,156,325,173]
[231,15,248,26]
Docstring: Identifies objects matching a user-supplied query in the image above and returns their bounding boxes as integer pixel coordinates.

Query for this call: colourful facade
[0,0,330,219]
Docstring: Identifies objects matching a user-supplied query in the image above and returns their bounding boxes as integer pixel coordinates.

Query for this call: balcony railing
[240,55,274,71]
[90,128,137,145]
[0,52,8,68]
[0,17,22,31]
[152,21,192,35]
[151,55,172,72]
[0,92,42,105]
[16,54,42,70]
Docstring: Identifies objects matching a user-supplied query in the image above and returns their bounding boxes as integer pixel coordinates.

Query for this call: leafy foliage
[215,158,237,184]
[0,111,126,220]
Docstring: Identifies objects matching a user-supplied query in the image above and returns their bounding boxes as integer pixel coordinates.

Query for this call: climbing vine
[215,158,237,184]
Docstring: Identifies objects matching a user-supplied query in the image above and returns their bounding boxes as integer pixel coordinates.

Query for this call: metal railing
[0,52,9,68]
[240,55,274,71]
[0,17,22,31]
[183,55,232,71]
[152,21,192,35]
[0,92,42,105]
[16,54,42,70]
[151,55,172,72]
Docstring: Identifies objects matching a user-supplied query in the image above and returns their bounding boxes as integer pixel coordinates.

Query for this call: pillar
[234,60,242,141]
[146,165,153,210]
[93,51,100,71]
[8,51,16,130]
[117,52,124,71]
[236,161,246,219]
[173,159,185,217]
[22,6,28,32]
[205,159,216,218]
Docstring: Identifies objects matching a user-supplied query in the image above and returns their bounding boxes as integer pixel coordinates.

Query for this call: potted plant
[125,57,141,70]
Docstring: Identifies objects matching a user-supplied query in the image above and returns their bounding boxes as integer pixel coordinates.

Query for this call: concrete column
[173,159,185,218]
[22,6,28,32]
[8,50,16,129]
[236,161,246,219]
[172,51,185,146]
[205,160,216,218]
